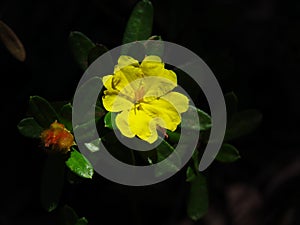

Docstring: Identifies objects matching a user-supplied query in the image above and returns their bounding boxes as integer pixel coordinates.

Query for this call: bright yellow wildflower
[102,55,189,143]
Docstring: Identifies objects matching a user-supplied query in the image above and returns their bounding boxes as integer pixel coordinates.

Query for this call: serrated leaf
[40,155,65,212]
[225,109,262,141]
[181,105,212,131]
[28,95,59,128]
[122,0,153,44]
[187,174,209,221]
[66,148,94,179]
[69,31,95,70]
[215,143,240,163]
[17,117,43,138]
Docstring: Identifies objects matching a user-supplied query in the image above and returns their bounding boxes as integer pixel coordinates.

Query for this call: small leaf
[181,105,212,131]
[75,217,88,225]
[60,205,79,225]
[0,20,26,61]
[225,109,262,141]
[186,166,197,182]
[122,0,153,44]
[73,76,102,124]
[40,155,65,212]
[28,95,59,128]
[155,138,181,176]
[69,31,95,70]
[104,112,117,129]
[215,143,240,163]
[187,174,209,221]
[17,117,43,138]
[66,148,94,179]
[60,103,73,131]
[59,205,88,225]
[166,130,180,144]
[87,43,109,66]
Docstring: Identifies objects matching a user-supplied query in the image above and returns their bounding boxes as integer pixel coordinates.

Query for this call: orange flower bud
[40,120,75,153]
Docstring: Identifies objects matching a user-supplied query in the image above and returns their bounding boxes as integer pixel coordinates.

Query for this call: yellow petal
[115,110,135,138]
[102,75,114,90]
[160,91,189,113]
[128,108,158,144]
[117,55,139,69]
[112,56,144,95]
[102,93,134,112]
[142,76,177,98]
[141,98,181,131]
[141,55,177,84]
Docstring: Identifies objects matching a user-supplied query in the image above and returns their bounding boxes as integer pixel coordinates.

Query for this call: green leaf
[181,105,212,131]
[69,31,95,70]
[60,205,79,225]
[187,173,209,221]
[101,132,135,165]
[122,0,153,44]
[123,41,146,61]
[215,143,240,163]
[17,117,43,138]
[186,166,197,182]
[166,130,180,144]
[75,217,88,225]
[28,95,59,128]
[87,43,108,66]
[224,91,238,120]
[40,155,65,212]
[155,138,181,176]
[65,148,94,179]
[104,112,117,129]
[59,205,88,225]
[225,109,262,141]
[60,103,73,131]
[73,76,102,124]
[186,150,200,182]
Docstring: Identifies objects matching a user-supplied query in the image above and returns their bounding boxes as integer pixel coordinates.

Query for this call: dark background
[1,0,300,225]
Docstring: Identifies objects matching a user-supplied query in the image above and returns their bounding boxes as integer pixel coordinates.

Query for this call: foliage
[16,0,262,223]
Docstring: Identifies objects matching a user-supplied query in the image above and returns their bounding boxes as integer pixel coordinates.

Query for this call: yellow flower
[40,120,75,153]
[102,55,189,143]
